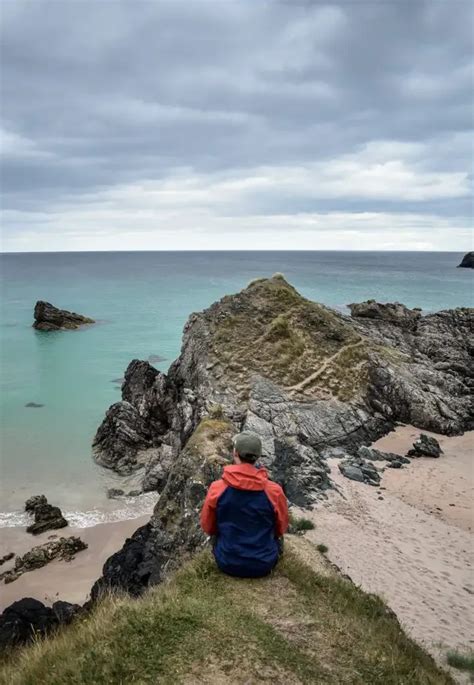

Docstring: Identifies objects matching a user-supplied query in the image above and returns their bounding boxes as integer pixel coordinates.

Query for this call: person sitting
[200,431,289,578]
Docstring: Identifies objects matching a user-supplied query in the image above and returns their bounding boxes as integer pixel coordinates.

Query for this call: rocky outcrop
[0,598,81,651]
[407,434,443,458]
[0,537,87,584]
[91,275,473,596]
[458,251,474,268]
[33,301,95,331]
[90,418,233,599]
[25,495,68,535]
[93,360,175,476]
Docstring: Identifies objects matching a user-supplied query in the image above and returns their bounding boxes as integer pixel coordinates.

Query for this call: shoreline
[300,425,473,670]
[1,424,472,671]
[0,515,149,611]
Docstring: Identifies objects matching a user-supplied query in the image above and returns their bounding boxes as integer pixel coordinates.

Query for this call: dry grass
[0,546,453,685]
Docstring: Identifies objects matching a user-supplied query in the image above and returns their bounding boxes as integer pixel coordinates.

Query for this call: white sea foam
[0,492,159,529]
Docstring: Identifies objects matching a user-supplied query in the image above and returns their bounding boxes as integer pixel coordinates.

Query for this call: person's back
[200,431,288,578]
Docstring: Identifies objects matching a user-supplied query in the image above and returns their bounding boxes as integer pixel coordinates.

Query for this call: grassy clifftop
[0,540,452,685]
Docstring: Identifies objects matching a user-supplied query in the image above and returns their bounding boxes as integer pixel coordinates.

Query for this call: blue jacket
[200,463,289,578]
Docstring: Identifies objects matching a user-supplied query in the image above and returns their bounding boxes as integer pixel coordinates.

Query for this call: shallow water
[1,251,472,525]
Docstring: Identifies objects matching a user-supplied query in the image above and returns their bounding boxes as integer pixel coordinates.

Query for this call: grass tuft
[316,543,329,554]
[446,649,474,674]
[289,512,315,534]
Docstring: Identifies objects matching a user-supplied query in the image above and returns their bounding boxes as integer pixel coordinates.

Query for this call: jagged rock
[357,446,410,464]
[0,553,14,566]
[339,457,381,485]
[339,463,365,482]
[25,495,68,535]
[387,460,403,468]
[407,434,443,458]
[25,494,47,512]
[0,598,81,650]
[458,251,474,268]
[33,301,95,331]
[348,300,421,327]
[93,361,176,476]
[106,488,124,499]
[0,537,87,584]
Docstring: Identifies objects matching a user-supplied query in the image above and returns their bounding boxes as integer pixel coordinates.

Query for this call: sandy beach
[0,516,148,611]
[299,425,473,675]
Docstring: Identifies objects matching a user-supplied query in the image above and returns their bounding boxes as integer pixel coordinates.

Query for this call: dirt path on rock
[288,339,364,394]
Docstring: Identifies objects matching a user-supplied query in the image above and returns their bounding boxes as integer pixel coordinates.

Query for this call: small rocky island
[458,251,474,268]
[33,301,95,331]
[90,275,473,599]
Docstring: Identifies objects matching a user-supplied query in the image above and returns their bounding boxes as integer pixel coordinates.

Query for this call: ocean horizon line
[0,248,469,256]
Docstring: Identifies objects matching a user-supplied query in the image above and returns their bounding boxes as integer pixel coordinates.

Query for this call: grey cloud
[0,0,472,247]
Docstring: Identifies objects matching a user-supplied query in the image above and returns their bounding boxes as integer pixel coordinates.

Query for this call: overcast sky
[1,0,472,252]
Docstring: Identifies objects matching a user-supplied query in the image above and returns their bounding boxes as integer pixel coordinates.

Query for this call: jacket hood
[222,463,269,491]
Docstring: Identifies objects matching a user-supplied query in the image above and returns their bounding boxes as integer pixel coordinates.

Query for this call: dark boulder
[0,598,81,651]
[0,537,87,584]
[357,446,410,464]
[0,552,14,566]
[33,300,95,331]
[33,301,95,331]
[407,434,443,458]
[348,300,421,327]
[339,457,381,485]
[458,252,474,268]
[25,494,47,512]
[106,488,125,499]
[25,495,68,535]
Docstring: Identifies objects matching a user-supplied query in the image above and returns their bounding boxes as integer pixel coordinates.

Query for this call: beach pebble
[107,488,125,499]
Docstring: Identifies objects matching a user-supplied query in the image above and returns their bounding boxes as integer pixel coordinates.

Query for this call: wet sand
[0,516,148,611]
[299,426,473,676]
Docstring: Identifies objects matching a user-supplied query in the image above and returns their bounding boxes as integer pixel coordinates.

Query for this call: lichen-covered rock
[0,598,81,650]
[407,434,443,458]
[0,537,87,584]
[33,301,94,331]
[25,495,68,535]
[458,251,474,268]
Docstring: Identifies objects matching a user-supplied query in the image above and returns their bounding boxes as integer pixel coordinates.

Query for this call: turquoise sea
[1,251,472,527]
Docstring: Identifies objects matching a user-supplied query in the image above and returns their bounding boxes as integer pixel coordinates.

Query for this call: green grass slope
[0,541,452,685]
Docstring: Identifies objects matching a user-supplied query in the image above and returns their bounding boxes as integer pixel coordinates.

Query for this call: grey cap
[232,431,262,458]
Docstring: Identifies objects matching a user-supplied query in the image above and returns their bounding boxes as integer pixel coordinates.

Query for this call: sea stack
[457,251,474,268]
[33,301,95,330]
